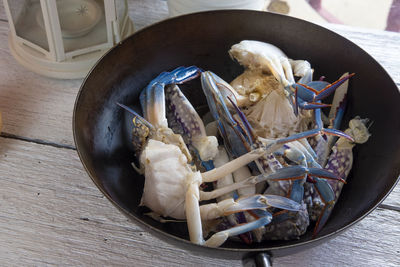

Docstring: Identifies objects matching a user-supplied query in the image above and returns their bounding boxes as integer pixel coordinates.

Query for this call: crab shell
[140,139,197,219]
[243,89,313,138]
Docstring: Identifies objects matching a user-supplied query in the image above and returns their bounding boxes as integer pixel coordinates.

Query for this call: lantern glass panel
[8,0,50,52]
[56,0,108,53]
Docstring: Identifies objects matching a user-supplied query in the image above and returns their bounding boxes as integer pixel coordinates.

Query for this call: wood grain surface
[0,1,399,266]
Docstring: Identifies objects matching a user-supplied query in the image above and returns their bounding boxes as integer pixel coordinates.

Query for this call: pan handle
[243,252,273,267]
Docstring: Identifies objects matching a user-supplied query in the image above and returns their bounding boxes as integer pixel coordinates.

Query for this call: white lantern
[3,0,134,79]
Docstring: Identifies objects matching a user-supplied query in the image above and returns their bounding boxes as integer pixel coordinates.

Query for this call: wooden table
[0,1,399,266]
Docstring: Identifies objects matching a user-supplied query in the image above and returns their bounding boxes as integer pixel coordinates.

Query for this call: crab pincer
[139,66,202,128]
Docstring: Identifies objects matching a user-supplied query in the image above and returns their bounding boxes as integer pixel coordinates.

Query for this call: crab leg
[275,141,345,237]
[188,183,301,246]
[265,165,344,183]
[296,101,331,111]
[313,73,354,101]
[211,146,254,244]
[328,73,349,130]
[200,172,289,201]
[266,142,344,236]
[200,194,301,220]
[313,72,350,166]
[186,173,203,244]
[292,74,355,110]
[276,108,354,143]
[313,117,371,236]
[311,178,336,236]
[204,210,273,247]
[200,174,261,200]
[204,162,343,202]
[199,196,300,247]
[201,144,282,182]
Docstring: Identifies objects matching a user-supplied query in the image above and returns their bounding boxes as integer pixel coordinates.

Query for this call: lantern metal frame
[3,0,134,79]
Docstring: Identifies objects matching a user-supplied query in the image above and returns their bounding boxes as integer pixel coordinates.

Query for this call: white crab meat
[230,69,280,106]
[192,135,219,161]
[229,40,313,88]
[213,146,235,201]
[243,88,313,138]
[140,139,195,219]
[347,117,371,144]
[229,40,295,86]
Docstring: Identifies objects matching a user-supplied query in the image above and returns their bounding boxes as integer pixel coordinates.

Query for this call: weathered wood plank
[0,137,399,266]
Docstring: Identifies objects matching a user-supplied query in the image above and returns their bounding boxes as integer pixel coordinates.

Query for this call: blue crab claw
[201,71,238,128]
[222,194,301,215]
[265,165,345,183]
[148,66,202,87]
[139,66,202,126]
[261,195,302,211]
[164,84,208,144]
[222,195,272,214]
[205,210,273,247]
[201,71,252,156]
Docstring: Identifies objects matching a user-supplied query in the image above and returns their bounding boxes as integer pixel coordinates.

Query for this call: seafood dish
[118,40,371,247]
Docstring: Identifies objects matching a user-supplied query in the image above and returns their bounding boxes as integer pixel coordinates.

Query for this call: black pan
[73,10,400,266]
